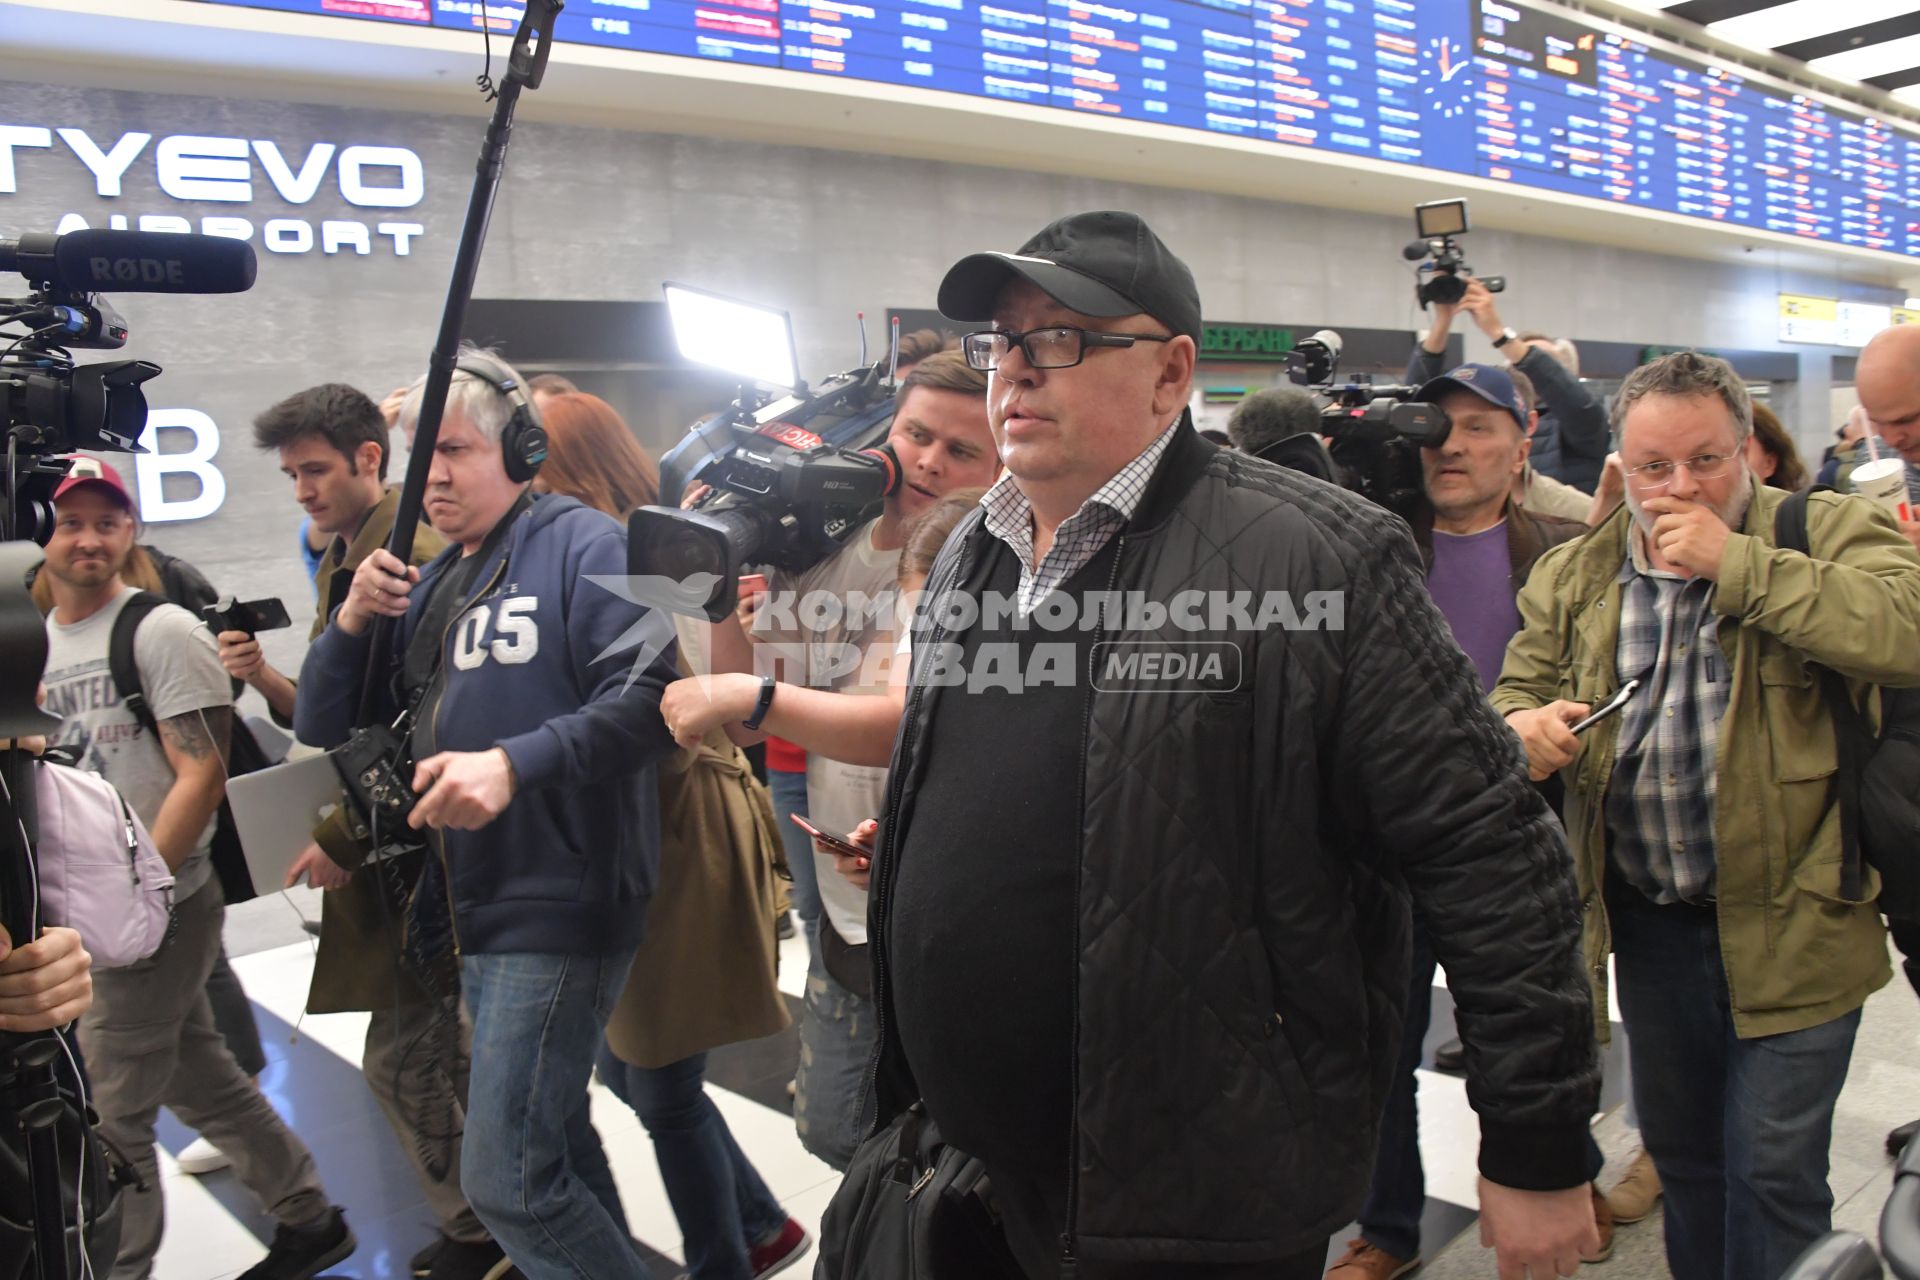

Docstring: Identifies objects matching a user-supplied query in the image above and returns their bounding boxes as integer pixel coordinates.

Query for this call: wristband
[742,676,777,731]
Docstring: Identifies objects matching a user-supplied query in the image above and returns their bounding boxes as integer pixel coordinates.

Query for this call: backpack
[106,592,267,905]
[32,751,175,968]
[1775,487,1920,921]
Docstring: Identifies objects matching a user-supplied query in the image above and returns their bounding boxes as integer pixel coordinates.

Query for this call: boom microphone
[0,229,257,295]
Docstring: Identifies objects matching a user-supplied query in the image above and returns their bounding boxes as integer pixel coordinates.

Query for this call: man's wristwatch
[742,675,777,731]
[1494,326,1521,353]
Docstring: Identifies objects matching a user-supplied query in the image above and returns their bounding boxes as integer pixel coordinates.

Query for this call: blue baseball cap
[1415,362,1530,434]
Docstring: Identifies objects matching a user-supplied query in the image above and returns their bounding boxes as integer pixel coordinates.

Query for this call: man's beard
[45,554,123,591]
[1624,464,1754,539]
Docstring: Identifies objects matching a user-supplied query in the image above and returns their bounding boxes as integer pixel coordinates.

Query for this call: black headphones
[456,353,548,484]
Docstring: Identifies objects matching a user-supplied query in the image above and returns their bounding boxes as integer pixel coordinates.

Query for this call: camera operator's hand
[681,482,712,511]
[409,747,518,831]
[1641,496,1732,580]
[661,672,761,750]
[1459,279,1509,345]
[827,818,879,892]
[0,924,92,1032]
[1899,518,1920,558]
[1505,702,1588,781]
[286,842,350,891]
[217,629,267,682]
[338,548,419,636]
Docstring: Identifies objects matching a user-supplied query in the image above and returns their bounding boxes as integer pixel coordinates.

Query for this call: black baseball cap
[937,210,1202,344]
[1415,362,1531,435]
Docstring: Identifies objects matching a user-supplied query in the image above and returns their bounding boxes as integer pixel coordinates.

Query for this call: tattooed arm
[150,706,230,873]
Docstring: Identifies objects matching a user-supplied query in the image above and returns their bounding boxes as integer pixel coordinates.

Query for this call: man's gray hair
[396,343,527,444]
[1226,387,1322,456]
[1611,350,1752,449]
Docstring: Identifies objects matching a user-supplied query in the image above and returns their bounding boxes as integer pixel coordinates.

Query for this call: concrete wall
[0,77,1889,707]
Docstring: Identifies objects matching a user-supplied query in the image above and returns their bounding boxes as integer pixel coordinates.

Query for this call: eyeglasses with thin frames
[1623,453,1735,489]
[962,325,1174,372]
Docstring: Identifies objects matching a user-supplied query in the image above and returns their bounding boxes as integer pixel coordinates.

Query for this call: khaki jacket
[1491,486,1920,1039]
[603,725,791,1068]
[305,489,448,1014]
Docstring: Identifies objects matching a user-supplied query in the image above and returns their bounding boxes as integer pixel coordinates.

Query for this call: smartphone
[739,573,769,598]
[1570,679,1640,735]
[203,594,292,637]
[790,812,867,860]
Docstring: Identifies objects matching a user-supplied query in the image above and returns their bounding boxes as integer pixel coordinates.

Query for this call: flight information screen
[203,0,1920,258]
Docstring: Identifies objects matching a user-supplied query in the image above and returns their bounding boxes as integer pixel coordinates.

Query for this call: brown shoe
[1582,1184,1615,1264]
[1325,1237,1419,1279]
[1604,1150,1663,1225]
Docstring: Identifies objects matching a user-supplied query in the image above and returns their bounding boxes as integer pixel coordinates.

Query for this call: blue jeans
[769,767,821,967]
[596,1043,786,1280]
[461,950,649,1280]
[793,964,876,1171]
[1607,884,1861,1280]
[1360,919,1602,1261]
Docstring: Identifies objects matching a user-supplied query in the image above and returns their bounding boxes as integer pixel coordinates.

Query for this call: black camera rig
[1403,199,1506,310]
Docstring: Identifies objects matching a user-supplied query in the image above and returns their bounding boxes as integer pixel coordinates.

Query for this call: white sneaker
[177,1136,232,1175]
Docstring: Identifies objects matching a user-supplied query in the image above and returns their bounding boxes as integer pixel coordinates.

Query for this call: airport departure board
[204,0,1920,258]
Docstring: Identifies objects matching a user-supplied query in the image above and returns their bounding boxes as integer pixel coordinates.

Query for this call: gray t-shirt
[755,520,902,945]
[43,588,232,900]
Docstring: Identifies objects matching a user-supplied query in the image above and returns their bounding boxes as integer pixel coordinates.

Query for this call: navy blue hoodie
[296,494,678,956]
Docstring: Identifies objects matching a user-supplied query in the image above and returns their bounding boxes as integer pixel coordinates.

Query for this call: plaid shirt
[980,422,1178,616]
[1604,538,1730,905]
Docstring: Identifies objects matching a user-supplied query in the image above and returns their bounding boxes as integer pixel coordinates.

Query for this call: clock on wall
[1422,35,1473,120]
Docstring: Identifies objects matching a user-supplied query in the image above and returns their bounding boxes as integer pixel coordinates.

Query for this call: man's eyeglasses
[962,326,1174,372]
[1624,453,1735,488]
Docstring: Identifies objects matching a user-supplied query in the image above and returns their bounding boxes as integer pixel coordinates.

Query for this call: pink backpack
[33,757,175,969]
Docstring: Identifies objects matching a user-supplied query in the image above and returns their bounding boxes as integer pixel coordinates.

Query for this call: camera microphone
[0,229,258,295]
[1403,241,1435,262]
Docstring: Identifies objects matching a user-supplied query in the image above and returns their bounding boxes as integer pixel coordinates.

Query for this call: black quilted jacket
[864,425,1599,1268]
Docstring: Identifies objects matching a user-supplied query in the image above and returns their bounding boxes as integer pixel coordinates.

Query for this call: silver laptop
[225,754,347,894]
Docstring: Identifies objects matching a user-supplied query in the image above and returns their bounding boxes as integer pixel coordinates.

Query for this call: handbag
[31,751,175,969]
[815,1103,1024,1280]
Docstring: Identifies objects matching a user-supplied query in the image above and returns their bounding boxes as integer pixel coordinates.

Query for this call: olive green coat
[1492,487,1920,1040]
[603,727,791,1068]
[304,489,447,1015]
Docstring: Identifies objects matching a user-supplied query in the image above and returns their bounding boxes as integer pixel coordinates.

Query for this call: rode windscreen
[0,229,257,294]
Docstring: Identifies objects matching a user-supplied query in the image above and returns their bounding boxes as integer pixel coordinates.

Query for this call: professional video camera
[1402,199,1506,309]
[0,225,255,1280]
[628,283,904,622]
[1253,328,1450,516]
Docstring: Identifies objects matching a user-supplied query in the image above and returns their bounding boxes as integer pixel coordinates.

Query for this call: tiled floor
[138,891,1917,1279]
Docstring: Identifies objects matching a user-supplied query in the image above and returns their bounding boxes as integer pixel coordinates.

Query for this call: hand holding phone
[1570,679,1640,735]
[789,812,865,860]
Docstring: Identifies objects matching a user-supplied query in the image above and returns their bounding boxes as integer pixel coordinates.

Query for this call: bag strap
[107,591,169,739]
[1772,489,1872,899]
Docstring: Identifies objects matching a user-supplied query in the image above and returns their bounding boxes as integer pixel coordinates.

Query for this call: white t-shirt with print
[758,520,902,946]
[43,588,232,900]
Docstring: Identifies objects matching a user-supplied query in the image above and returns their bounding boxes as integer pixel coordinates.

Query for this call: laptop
[225,753,348,894]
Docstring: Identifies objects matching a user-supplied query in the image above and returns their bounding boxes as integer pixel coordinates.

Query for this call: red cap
[52,456,135,510]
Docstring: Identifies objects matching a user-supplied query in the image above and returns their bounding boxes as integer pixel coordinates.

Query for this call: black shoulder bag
[1774,488,1920,921]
